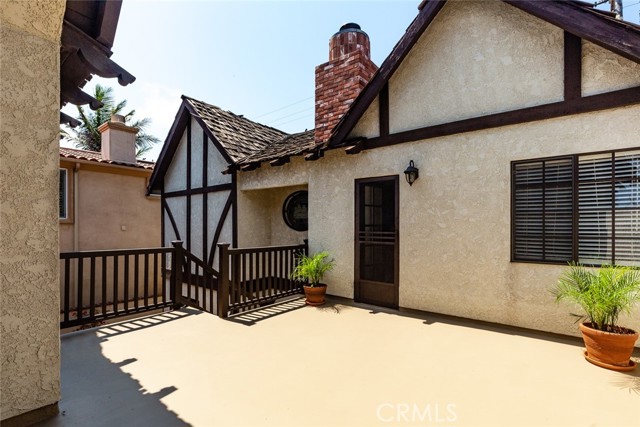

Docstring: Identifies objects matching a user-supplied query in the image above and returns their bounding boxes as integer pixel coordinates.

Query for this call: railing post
[171,240,184,310]
[303,239,309,256]
[217,243,230,318]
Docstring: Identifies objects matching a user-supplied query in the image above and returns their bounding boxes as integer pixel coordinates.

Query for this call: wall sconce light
[404,160,419,186]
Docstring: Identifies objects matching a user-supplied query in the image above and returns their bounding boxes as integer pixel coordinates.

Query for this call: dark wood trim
[232,171,238,247]
[161,183,165,248]
[240,162,260,171]
[162,198,181,241]
[203,129,208,263]
[148,103,190,194]
[328,0,640,150]
[208,193,233,266]
[163,183,233,198]
[354,86,640,152]
[564,31,582,101]
[182,100,234,164]
[328,0,447,147]
[269,156,290,166]
[504,0,640,65]
[379,83,390,136]
[94,0,122,48]
[186,119,192,252]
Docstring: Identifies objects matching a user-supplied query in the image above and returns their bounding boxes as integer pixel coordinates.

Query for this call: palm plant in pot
[551,263,640,371]
[291,251,334,306]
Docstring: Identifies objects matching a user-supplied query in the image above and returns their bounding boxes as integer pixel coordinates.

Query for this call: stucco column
[0,0,66,422]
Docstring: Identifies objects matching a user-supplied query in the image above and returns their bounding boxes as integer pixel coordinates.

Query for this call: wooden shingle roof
[233,130,316,170]
[184,96,289,163]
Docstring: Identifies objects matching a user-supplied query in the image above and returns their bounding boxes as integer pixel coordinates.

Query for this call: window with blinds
[512,149,640,266]
[59,168,67,220]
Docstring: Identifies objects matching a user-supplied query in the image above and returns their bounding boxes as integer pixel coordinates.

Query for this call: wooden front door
[355,175,399,309]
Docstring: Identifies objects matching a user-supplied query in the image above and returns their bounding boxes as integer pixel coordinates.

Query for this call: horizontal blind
[612,150,640,266]
[513,158,573,262]
[578,153,613,264]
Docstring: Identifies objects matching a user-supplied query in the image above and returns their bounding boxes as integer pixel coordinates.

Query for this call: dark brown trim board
[379,83,389,137]
[350,85,640,153]
[232,171,238,247]
[328,0,447,147]
[163,198,181,241]
[203,129,209,264]
[147,102,190,194]
[564,31,582,101]
[328,0,640,150]
[163,183,233,198]
[186,119,192,252]
[208,193,233,266]
[505,0,640,65]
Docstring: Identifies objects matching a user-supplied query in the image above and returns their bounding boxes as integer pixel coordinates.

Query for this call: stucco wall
[389,0,564,134]
[0,0,66,420]
[582,41,640,96]
[240,105,640,339]
[237,185,308,248]
[59,165,160,252]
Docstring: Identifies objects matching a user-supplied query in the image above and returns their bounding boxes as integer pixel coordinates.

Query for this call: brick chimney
[315,23,377,145]
[98,114,138,164]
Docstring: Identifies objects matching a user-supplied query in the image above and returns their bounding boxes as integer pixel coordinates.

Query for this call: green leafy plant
[551,263,640,332]
[61,84,160,157]
[291,251,334,287]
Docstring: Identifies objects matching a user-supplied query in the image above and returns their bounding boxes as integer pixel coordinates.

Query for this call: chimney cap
[111,114,126,123]
[340,22,361,31]
[333,22,368,38]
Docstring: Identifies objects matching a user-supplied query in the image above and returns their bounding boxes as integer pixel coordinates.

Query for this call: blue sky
[62,0,640,161]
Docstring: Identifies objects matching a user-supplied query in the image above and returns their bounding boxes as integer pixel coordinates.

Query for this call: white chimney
[98,114,138,163]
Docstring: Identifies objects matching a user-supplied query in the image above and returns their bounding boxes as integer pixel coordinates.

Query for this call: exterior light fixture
[404,160,419,186]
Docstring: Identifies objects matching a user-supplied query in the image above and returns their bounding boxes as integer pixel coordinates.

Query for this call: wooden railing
[178,244,219,313]
[60,247,176,328]
[217,241,308,318]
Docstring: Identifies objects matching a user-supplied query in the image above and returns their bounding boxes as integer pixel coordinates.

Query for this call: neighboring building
[0,0,133,424]
[59,116,160,253]
[150,0,640,339]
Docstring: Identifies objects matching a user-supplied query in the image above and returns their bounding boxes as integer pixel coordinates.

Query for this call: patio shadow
[36,312,195,427]
[227,296,307,325]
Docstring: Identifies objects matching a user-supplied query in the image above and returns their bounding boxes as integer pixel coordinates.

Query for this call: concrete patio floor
[39,297,639,427]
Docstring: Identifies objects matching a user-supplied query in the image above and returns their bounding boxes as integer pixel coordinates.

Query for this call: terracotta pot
[579,323,638,370]
[303,284,327,306]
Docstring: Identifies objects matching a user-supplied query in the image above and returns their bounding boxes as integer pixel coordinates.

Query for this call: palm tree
[64,84,160,157]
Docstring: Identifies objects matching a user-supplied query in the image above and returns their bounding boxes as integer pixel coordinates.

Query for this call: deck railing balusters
[60,246,182,328]
[216,242,306,317]
[124,254,130,314]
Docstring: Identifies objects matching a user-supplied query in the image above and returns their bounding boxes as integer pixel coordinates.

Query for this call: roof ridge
[182,94,290,137]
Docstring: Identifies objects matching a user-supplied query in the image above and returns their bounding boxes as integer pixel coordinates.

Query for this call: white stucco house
[149,0,640,338]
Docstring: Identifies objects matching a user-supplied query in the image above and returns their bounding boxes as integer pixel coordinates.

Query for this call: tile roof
[184,96,290,163]
[59,147,155,170]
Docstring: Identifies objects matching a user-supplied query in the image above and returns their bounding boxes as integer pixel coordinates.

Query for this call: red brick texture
[315,30,378,146]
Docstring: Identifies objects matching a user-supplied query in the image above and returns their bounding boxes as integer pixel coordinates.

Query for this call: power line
[253,96,314,119]
[265,106,314,126]
[270,113,314,128]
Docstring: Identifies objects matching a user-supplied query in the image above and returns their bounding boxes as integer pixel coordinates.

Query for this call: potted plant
[291,251,334,306]
[551,263,640,371]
